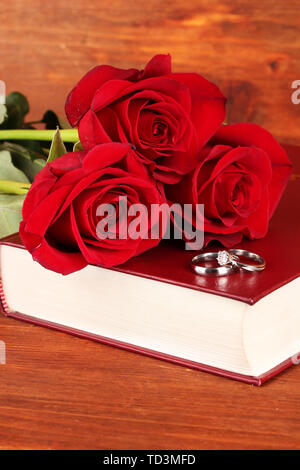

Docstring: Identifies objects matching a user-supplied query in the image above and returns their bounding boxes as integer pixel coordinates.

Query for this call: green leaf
[0,194,26,238]
[58,117,72,129]
[47,127,67,163]
[0,150,30,183]
[0,92,29,129]
[73,140,83,151]
[42,110,60,129]
[0,141,32,159]
[0,104,7,125]
[0,103,21,129]
[0,142,46,178]
[40,111,71,130]
[2,142,45,172]
[0,143,46,182]
[6,92,29,120]
[14,139,45,159]
[32,157,47,169]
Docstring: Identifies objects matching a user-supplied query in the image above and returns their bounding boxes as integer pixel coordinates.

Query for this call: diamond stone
[217,250,230,266]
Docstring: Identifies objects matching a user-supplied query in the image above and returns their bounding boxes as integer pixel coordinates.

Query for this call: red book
[1,144,299,385]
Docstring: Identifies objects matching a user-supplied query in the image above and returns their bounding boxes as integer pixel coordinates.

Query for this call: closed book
[1,145,299,385]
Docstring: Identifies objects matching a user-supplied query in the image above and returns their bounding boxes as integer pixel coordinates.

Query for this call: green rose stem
[0,180,31,195]
[0,129,79,142]
[0,129,79,195]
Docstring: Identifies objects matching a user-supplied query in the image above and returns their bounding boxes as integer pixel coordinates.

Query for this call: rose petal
[65,65,139,126]
[20,222,87,275]
[213,123,292,216]
[141,54,172,79]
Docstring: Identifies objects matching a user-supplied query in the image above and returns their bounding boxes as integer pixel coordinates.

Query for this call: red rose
[167,123,292,247]
[65,54,226,184]
[19,143,167,274]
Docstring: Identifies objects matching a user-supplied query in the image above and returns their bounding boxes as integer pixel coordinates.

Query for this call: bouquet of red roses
[3,54,292,274]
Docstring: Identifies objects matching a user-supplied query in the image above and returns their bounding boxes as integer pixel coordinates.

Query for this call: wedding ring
[191,252,238,276]
[191,249,266,276]
[228,249,266,272]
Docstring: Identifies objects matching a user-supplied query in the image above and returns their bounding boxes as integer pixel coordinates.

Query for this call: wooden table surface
[1,312,300,450]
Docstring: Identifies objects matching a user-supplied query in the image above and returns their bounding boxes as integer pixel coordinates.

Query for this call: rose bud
[20,143,167,274]
[65,54,226,184]
[166,123,293,247]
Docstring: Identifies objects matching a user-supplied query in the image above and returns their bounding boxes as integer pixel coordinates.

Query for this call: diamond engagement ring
[191,249,266,276]
[217,250,239,267]
[191,252,239,276]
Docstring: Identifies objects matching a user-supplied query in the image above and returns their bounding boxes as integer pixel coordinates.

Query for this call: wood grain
[0,313,300,450]
[0,1,299,144]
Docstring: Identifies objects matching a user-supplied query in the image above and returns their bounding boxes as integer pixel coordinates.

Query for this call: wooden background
[0,0,300,144]
[1,313,300,450]
[1,0,300,451]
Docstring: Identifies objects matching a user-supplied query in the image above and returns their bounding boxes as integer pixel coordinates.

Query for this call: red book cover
[1,144,299,385]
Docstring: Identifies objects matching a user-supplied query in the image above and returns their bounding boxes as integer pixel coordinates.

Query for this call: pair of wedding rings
[191,249,266,276]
